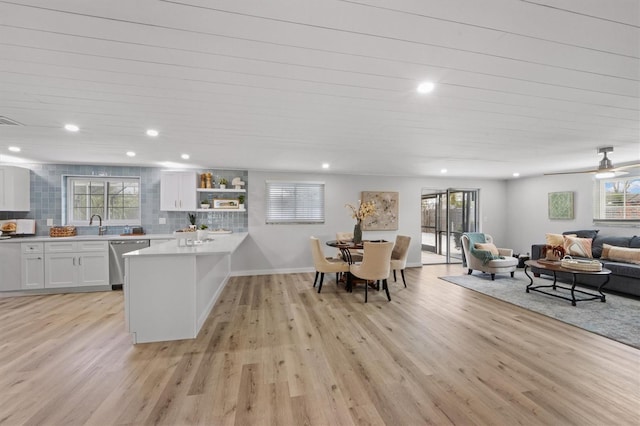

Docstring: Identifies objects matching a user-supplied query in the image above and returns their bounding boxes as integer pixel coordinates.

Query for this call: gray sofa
[531,230,640,297]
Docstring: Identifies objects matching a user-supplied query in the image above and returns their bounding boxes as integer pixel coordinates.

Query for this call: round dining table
[325,240,364,264]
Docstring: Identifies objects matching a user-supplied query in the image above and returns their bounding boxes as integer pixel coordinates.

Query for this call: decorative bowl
[200,204,210,209]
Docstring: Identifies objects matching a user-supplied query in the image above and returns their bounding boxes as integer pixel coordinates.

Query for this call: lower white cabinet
[44,241,109,288]
[21,242,44,289]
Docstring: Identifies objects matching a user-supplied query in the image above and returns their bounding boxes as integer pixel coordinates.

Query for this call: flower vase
[353,221,362,244]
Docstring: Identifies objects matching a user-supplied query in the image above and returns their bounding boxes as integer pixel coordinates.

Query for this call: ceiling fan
[545,146,640,178]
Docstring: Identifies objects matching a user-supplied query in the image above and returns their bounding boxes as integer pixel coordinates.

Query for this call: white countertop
[123,232,248,257]
[0,234,176,243]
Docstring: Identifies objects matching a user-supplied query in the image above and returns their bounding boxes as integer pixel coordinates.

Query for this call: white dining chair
[310,237,350,293]
[350,241,394,302]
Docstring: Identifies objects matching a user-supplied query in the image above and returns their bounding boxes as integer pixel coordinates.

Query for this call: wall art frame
[361,191,398,230]
[548,191,574,220]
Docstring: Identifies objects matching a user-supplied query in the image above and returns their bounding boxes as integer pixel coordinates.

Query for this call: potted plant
[238,194,245,209]
[219,178,228,189]
[188,213,196,230]
[200,200,210,209]
[196,224,208,241]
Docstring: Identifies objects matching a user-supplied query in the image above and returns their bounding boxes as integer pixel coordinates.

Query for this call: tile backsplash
[0,164,248,236]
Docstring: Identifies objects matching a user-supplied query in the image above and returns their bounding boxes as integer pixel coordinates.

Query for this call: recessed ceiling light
[8,146,20,152]
[126,151,136,157]
[417,81,435,94]
[181,154,190,160]
[440,168,447,174]
[146,129,159,137]
[513,172,520,177]
[64,124,79,132]
[322,163,330,169]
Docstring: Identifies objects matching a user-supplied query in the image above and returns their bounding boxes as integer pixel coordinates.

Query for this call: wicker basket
[49,226,77,237]
[560,255,602,272]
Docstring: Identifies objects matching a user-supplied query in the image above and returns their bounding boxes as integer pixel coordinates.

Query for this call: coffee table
[524,259,611,306]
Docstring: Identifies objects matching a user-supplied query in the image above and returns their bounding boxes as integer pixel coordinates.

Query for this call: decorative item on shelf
[200,202,210,209]
[213,199,239,209]
[200,173,206,188]
[232,177,245,190]
[345,199,377,244]
[219,178,228,189]
[238,195,245,209]
[206,173,213,189]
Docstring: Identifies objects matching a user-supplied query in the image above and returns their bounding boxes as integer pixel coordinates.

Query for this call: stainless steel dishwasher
[109,239,150,288]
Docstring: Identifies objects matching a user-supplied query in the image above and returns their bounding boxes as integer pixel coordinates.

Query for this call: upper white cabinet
[160,171,197,211]
[0,166,30,211]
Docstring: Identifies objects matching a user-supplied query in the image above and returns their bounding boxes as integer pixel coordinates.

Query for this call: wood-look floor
[0,264,638,425]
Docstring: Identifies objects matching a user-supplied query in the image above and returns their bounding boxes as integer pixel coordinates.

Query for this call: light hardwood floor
[0,264,638,425]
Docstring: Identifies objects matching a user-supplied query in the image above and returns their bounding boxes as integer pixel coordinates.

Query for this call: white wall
[506,174,639,255]
[232,171,508,275]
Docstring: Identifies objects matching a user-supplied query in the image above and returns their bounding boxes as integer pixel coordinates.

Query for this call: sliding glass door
[421,188,479,264]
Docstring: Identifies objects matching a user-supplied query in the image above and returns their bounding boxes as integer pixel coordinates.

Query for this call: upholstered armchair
[460,233,518,280]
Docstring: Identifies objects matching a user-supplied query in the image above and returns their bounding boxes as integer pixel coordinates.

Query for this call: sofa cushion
[563,229,599,240]
[475,242,499,256]
[592,236,632,258]
[563,236,593,258]
[601,244,640,265]
[546,233,575,246]
[601,261,640,279]
[630,236,640,249]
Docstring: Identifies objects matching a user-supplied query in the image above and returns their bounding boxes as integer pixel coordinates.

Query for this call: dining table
[325,239,387,292]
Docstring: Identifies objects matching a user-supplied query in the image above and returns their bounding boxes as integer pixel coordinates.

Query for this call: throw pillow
[601,244,640,265]
[563,236,593,258]
[546,233,575,246]
[475,242,499,256]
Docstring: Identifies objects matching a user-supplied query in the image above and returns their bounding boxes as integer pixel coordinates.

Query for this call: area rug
[439,271,640,349]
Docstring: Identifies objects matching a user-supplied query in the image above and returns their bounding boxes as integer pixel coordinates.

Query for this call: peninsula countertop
[123,232,248,257]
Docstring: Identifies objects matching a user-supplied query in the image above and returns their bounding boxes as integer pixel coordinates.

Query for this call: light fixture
[64,124,79,132]
[181,153,190,160]
[417,81,435,94]
[513,172,520,177]
[595,171,616,179]
[322,163,330,169]
[440,168,447,174]
[8,146,20,152]
[126,151,136,157]
[146,129,159,137]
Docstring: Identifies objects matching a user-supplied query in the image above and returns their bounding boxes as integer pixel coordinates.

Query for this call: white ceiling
[0,0,638,178]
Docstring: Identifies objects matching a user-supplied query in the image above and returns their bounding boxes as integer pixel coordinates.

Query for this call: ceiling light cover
[440,168,447,173]
[8,146,20,152]
[181,154,190,160]
[513,172,520,177]
[322,163,330,169]
[64,124,79,132]
[146,129,159,137]
[126,151,136,157]
[417,82,435,94]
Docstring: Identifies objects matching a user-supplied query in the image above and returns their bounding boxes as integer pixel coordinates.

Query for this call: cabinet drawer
[22,242,44,254]
[45,241,77,253]
[78,241,108,252]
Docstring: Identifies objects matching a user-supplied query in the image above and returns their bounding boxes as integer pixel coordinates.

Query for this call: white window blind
[265,181,325,224]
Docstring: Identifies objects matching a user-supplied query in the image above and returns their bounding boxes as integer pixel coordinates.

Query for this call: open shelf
[197,188,246,193]
[196,208,246,212]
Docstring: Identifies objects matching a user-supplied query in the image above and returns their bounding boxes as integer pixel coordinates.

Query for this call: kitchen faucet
[89,214,106,235]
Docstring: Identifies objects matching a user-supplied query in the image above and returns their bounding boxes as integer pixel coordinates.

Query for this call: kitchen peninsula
[123,232,247,344]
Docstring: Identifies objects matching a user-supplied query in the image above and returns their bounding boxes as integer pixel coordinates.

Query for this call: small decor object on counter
[50,226,77,237]
[560,255,603,272]
[188,213,196,229]
[345,200,377,244]
[542,244,565,261]
[219,178,228,189]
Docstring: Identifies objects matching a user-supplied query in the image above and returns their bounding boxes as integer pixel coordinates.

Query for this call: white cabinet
[44,241,108,288]
[0,243,21,291]
[160,171,197,211]
[21,242,44,289]
[0,166,30,211]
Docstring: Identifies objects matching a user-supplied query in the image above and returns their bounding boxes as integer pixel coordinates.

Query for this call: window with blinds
[265,181,325,224]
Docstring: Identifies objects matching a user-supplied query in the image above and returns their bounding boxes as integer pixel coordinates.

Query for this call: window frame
[265,180,325,224]
[593,174,640,224]
[65,176,142,226]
